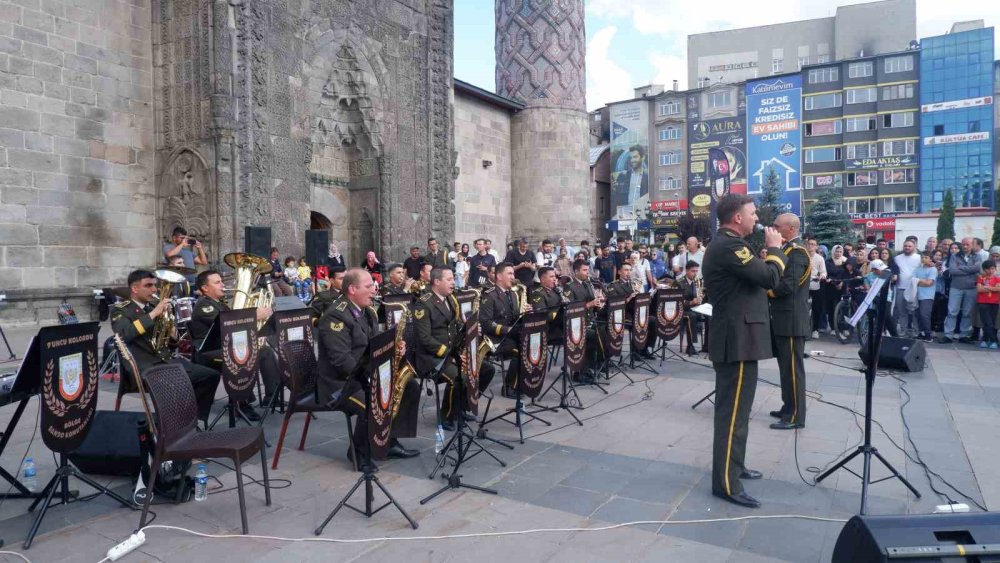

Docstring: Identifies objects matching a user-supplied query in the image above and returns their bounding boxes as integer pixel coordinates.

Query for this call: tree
[748,165,783,252]
[807,188,852,249]
[937,189,956,242]
[992,190,1000,248]
[677,212,712,243]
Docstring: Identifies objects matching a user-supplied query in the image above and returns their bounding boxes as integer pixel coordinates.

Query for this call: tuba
[150,269,186,351]
[224,252,274,331]
[389,304,417,420]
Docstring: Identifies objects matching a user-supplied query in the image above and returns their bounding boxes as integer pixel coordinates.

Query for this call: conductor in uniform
[767,213,811,430]
[412,266,495,431]
[316,268,420,461]
[701,194,785,508]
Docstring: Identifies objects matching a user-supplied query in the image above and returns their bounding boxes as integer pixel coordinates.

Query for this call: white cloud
[586,26,635,110]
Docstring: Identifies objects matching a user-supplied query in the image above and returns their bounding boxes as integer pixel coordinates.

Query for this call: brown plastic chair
[138,363,271,534]
[272,340,355,470]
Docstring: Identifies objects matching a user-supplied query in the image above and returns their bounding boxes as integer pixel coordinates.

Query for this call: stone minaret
[496,0,591,244]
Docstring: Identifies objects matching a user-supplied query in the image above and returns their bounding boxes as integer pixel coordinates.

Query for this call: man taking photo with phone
[163,226,208,284]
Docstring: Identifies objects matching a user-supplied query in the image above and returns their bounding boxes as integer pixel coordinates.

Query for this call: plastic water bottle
[22,457,36,492]
[434,425,445,454]
[194,464,208,502]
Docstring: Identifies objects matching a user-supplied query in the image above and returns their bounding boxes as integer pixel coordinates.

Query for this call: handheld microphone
[754,223,765,233]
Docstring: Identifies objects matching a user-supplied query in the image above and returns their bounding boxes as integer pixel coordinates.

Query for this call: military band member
[381,264,408,296]
[316,268,420,462]
[701,194,785,509]
[425,237,450,268]
[767,213,811,430]
[604,262,635,299]
[188,270,280,421]
[112,270,220,426]
[417,263,433,288]
[562,259,604,382]
[677,261,707,356]
[308,264,346,324]
[531,267,564,342]
[412,266,496,431]
[479,262,531,397]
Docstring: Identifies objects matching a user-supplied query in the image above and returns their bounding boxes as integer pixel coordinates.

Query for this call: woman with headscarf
[630,250,653,292]
[361,250,383,285]
[824,245,849,334]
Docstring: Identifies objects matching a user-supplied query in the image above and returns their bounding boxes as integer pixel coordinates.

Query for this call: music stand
[625,293,656,376]
[25,323,132,549]
[814,271,921,514]
[206,310,262,430]
[315,330,418,534]
[594,297,634,385]
[0,336,45,506]
[536,302,585,426]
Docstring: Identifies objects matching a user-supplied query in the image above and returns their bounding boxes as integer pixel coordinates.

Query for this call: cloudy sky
[455,0,1000,111]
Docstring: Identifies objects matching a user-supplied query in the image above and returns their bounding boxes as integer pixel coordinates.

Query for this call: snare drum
[174,297,195,324]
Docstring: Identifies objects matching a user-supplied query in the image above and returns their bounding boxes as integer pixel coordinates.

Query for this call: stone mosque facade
[0,0,589,324]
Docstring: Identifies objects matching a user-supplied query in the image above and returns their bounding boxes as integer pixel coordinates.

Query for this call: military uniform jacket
[604,279,633,299]
[188,296,228,349]
[479,286,519,342]
[562,279,596,305]
[381,283,406,297]
[676,276,701,309]
[316,296,378,403]
[308,288,340,324]
[426,249,450,268]
[701,227,786,363]
[530,285,563,324]
[110,299,170,372]
[768,237,812,337]
[412,291,462,375]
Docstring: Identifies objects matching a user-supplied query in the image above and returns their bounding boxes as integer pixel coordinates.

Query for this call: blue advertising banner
[746,76,802,216]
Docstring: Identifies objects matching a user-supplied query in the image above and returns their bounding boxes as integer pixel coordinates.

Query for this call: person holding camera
[163,226,208,284]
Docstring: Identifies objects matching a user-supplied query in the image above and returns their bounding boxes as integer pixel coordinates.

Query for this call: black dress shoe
[768,410,784,419]
[740,469,763,480]
[712,490,761,508]
[238,403,261,422]
[461,411,478,422]
[387,442,420,459]
[441,420,455,432]
[501,387,517,400]
[686,347,697,357]
[769,421,804,430]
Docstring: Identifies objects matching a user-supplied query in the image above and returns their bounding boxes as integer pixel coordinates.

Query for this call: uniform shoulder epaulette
[113,299,132,309]
[483,286,496,295]
[334,300,347,312]
[419,292,432,302]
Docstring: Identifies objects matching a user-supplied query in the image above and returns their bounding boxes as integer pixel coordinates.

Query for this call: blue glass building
[919,27,995,211]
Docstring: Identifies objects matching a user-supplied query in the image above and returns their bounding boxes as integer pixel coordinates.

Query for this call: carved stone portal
[159,148,216,256]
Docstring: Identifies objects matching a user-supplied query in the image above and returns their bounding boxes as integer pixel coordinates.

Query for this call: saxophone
[511,281,530,314]
[389,304,417,420]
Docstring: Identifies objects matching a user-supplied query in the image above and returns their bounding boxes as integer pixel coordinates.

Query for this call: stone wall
[0,0,154,324]
[453,92,511,248]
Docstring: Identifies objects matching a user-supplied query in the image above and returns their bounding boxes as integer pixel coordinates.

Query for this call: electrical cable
[203,459,292,495]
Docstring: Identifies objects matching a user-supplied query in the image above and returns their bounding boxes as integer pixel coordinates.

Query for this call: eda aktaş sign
[846,155,915,170]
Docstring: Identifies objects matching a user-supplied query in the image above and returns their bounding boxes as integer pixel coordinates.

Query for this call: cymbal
[160,265,197,276]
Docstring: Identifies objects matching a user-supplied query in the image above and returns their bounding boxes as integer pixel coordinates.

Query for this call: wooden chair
[139,363,270,534]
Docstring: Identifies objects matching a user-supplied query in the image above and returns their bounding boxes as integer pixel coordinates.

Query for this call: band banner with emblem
[381,294,412,331]
[455,289,479,322]
[272,308,313,385]
[606,296,628,357]
[367,329,396,460]
[630,293,651,350]
[462,311,482,414]
[219,309,259,402]
[518,311,549,399]
[655,288,684,341]
[39,322,101,453]
[563,302,587,374]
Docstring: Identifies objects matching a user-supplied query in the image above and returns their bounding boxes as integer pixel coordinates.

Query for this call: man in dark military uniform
[425,237,450,268]
[701,194,785,509]
[112,270,220,426]
[531,267,564,342]
[316,268,420,462]
[767,213,811,430]
[562,260,604,381]
[676,260,707,356]
[479,262,531,397]
[413,266,495,431]
[188,269,280,421]
[381,264,408,297]
[308,264,346,324]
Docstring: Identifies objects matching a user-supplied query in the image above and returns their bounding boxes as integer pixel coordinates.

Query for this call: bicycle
[831,277,867,345]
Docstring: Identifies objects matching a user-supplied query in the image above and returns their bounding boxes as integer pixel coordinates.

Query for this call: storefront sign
[921,96,993,113]
[923,132,990,146]
[746,76,801,216]
[846,155,915,170]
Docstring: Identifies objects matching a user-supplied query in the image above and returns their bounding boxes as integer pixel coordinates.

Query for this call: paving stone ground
[0,325,995,562]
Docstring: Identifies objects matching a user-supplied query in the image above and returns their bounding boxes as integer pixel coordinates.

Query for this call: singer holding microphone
[701,194,786,509]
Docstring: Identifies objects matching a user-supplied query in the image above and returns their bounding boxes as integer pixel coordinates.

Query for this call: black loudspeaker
[833,512,1000,562]
[305,229,329,267]
[858,336,926,372]
[245,226,272,258]
[68,411,144,476]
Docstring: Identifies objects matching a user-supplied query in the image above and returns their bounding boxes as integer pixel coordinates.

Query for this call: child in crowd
[976,259,1000,349]
[913,252,938,342]
[454,252,468,289]
[297,257,313,301]
[283,257,301,300]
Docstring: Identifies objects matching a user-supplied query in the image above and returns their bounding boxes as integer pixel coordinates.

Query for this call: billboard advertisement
[746,76,802,216]
[610,102,650,220]
[687,117,746,227]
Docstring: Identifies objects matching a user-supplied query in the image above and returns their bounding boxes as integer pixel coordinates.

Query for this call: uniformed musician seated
[479,262,531,398]
[317,268,420,461]
[188,270,280,420]
[308,264,346,324]
[677,260,708,356]
[112,269,221,427]
[561,259,604,382]
[530,267,564,343]
[413,266,495,431]
[166,255,192,298]
[381,263,409,296]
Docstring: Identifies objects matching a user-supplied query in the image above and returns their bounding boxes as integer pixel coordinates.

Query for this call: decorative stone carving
[159,148,217,251]
[496,0,586,111]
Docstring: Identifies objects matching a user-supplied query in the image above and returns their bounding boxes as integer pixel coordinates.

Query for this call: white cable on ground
[133,514,846,546]
[0,550,31,562]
